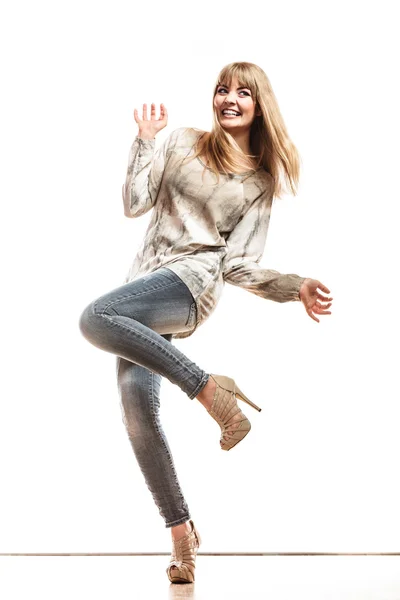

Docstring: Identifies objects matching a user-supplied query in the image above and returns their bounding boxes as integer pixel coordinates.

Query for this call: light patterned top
[122,126,306,339]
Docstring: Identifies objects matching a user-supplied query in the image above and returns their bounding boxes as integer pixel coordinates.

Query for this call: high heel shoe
[207,374,262,451]
[166,519,202,583]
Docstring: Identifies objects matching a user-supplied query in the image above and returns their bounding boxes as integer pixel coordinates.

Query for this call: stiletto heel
[207,374,261,451]
[234,383,262,412]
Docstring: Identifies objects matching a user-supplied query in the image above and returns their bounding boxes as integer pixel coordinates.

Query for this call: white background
[0,0,399,554]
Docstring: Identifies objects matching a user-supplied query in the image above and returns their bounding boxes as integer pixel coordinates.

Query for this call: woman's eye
[218,88,250,96]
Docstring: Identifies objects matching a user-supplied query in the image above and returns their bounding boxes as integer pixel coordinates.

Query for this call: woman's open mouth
[221,110,241,118]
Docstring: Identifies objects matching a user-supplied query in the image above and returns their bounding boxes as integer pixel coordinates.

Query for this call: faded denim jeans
[78,267,210,528]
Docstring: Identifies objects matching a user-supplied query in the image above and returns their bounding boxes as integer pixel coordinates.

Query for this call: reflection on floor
[1,556,399,599]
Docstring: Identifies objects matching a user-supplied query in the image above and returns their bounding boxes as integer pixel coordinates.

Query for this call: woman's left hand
[299,278,333,323]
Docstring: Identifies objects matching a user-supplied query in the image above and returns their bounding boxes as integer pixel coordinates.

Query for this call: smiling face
[213,75,260,133]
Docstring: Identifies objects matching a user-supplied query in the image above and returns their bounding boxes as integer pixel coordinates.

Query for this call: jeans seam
[188,371,210,400]
[166,515,191,528]
[97,280,182,316]
[99,313,201,395]
[185,302,197,328]
[148,369,155,418]
[148,370,189,521]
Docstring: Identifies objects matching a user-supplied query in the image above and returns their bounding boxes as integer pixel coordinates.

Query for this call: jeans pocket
[185,301,197,329]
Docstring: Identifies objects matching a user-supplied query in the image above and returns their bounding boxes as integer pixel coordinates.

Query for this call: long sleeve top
[122,126,306,339]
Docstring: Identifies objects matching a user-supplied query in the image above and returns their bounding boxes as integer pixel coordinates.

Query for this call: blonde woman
[79,61,333,584]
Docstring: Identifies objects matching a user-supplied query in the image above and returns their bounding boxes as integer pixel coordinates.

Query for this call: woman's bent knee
[78,302,100,342]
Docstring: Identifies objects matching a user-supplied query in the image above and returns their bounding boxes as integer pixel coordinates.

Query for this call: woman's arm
[222,184,306,302]
[122,127,183,218]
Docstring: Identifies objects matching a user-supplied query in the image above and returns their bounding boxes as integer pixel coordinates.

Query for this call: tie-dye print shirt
[122,127,306,339]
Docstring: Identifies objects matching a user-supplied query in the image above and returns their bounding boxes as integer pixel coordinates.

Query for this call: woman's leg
[116,354,191,528]
[78,267,209,400]
[78,267,210,528]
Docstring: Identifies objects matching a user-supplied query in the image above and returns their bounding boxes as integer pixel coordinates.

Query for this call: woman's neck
[227,129,252,155]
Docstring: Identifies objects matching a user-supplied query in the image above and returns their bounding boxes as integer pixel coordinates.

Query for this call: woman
[78,61,333,584]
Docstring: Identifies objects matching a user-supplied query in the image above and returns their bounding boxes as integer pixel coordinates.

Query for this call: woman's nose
[225,92,236,102]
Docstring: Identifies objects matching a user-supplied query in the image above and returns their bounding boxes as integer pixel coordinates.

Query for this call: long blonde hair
[181,61,302,199]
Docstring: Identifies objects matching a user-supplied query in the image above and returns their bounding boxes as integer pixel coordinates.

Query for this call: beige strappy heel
[207,374,262,451]
[166,519,202,583]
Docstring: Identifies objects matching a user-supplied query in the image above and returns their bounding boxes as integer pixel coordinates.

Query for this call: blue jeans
[78,267,210,528]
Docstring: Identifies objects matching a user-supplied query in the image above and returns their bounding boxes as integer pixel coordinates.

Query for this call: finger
[308,309,320,323]
[143,103,148,120]
[318,301,332,308]
[160,103,168,120]
[315,301,332,310]
[318,283,331,293]
[316,292,333,302]
[314,301,332,313]
[305,305,319,322]
[133,108,138,123]
[150,102,156,119]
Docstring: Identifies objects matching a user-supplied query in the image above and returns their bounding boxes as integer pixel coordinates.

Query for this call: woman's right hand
[134,103,168,140]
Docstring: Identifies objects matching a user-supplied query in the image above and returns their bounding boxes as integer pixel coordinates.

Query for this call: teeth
[222,110,240,116]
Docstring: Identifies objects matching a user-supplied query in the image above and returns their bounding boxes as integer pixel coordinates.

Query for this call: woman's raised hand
[133,103,168,140]
[299,278,333,323]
